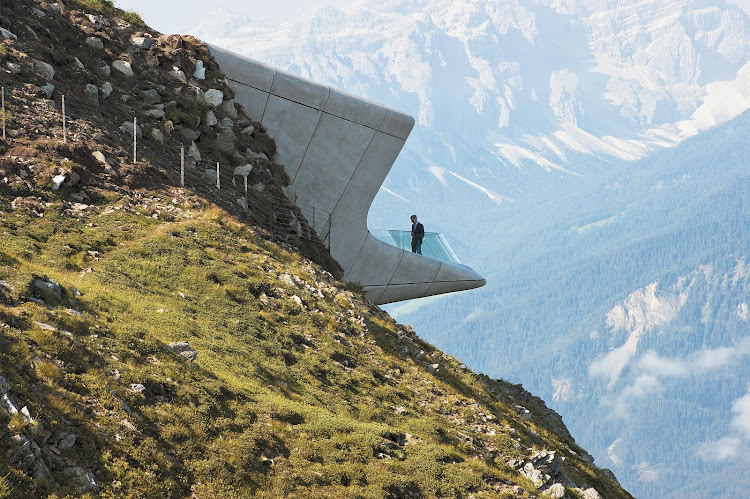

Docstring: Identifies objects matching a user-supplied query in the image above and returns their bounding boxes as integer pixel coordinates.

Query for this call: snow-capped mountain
[191,0,750,192]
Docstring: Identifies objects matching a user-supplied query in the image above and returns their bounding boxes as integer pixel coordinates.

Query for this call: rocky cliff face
[0,0,629,497]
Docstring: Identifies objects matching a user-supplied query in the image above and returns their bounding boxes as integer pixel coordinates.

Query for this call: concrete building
[209,45,485,304]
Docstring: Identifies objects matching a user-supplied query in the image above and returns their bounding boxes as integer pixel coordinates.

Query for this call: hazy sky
[113,0,359,34]
[117,0,750,35]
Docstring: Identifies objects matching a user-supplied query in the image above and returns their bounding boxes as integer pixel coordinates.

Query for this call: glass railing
[371,229,460,263]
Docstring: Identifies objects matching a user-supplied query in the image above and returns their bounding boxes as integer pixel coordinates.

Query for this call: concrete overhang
[208,44,486,304]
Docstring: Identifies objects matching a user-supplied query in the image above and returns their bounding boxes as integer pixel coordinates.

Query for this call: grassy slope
[0,191,629,498]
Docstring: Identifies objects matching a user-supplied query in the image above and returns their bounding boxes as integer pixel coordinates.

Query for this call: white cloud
[730,394,750,439]
[604,337,750,422]
[696,436,742,462]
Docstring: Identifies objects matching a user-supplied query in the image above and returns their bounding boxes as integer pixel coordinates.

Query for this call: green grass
[0,192,630,498]
[70,0,145,26]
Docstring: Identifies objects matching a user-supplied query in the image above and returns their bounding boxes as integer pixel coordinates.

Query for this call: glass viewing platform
[371,230,460,264]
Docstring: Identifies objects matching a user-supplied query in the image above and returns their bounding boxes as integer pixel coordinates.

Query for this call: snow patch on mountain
[190,0,750,199]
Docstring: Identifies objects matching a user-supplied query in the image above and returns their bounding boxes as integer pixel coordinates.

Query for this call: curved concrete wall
[209,45,485,304]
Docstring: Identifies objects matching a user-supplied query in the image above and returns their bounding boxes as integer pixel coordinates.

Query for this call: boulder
[0,27,17,40]
[205,110,218,127]
[167,342,197,362]
[33,278,62,303]
[246,149,269,162]
[219,117,234,130]
[96,64,111,77]
[83,84,99,106]
[142,89,161,105]
[6,62,21,74]
[34,60,55,80]
[85,37,104,50]
[119,121,142,139]
[150,128,165,145]
[100,82,113,99]
[193,60,206,80]
[242,125,255,136]
[51,174,67,190]
[582,489,602,499]
[187,141,201,161]
[144,109,165,119]
[234,164,253,177]
[59,433,76,450]
[216,131,236,155]
[32,7,46,18]
[112,60,134,77]
[87,14,103,29]
[204,89,224,108]
[130,35,154,49]
[178,127,200,141]
[218,99,238,119]
[546,483,566,499]
[41,84,55,99]
[168,67,186,83]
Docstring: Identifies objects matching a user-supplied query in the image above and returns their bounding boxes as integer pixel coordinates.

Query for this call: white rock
[100,82,113,98]
[92,151,109,166]
[87,14,102,28]
[130,35,154,49]
[85,37,104,50]
[51,174,67,190]
[6,62,21,74]
[204,89,224,108]
[73,57,85,70]
[112,60,134,77]
[205,109,218,127]
[246,149,269,162]
[42,84,55,99]
[234,164,253,176]
[167,342,197,362]
[582,489,602,499]
[168,67,186,83]
[242,125,255,135]
[193,60,205,80]
[187,141,201,161]
[546,483,566,499]
[144,109,165,119]
[0,28,17,40]
[129,383,146,394]
[34,60,55,81]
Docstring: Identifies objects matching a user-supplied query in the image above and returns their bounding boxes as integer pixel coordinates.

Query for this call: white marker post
[216,161,220,189]
[244,175,248,216]
[1,87,5,141]
[133,117,137,163]
[180,147,185,187]
[61,95,66,144]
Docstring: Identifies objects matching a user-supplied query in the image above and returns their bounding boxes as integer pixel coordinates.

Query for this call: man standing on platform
[410,215,424,255]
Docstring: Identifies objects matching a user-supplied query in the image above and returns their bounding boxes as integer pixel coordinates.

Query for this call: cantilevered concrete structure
[209,45,485,304]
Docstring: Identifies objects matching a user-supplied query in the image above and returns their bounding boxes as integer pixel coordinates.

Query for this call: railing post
[1,87,6,141]
[180,147,185,187]
[61,94,66,144]
[244,175,248,216]
[133,117,137,164]
[216,161,220,189]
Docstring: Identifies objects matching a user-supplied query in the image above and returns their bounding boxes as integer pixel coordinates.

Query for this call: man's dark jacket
[411,222,424,241]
